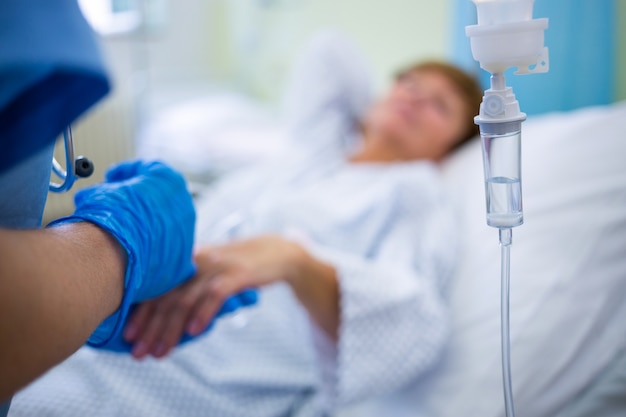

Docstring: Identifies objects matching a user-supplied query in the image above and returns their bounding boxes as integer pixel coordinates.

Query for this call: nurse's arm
[0,223,125,402]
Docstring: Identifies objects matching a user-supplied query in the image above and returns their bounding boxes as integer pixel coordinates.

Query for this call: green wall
[291,0,451,92]
[208,0,450,101]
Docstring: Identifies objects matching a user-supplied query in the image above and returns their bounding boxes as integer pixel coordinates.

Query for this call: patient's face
[365,69,468,161]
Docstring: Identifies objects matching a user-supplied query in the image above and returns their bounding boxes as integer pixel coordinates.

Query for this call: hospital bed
[427,100,626,417]
[137,93,626,416]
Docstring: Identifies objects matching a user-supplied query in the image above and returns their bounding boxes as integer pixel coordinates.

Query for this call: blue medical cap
[0,0,111,174]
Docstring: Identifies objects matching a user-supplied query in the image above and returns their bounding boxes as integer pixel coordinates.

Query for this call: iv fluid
[486,177,523,228]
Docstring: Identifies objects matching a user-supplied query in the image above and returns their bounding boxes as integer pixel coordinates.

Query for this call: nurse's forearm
[288,248,340,341]
[0,223,125,401]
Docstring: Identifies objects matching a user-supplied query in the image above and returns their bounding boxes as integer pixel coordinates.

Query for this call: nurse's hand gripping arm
[0,160,196,402]
[124,236,339,359]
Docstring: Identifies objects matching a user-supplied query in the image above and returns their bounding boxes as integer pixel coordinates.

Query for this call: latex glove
[48,160,197,348]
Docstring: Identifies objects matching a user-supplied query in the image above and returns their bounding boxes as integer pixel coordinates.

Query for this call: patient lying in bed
[9,32,482,417]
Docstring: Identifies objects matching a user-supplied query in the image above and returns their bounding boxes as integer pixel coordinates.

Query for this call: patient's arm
[124,235,339,359]
[282,31,373,154]
[0,223,125,402]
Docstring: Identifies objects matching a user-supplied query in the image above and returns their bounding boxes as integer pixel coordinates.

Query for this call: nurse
[0,0,197,412]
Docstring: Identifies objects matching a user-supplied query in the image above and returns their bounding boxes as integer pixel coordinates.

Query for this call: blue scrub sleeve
[0,143,54,229]
[0,399,10,417]
[0,0,110,174]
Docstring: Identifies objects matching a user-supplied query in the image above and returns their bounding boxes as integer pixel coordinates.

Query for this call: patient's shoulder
[385,161,448,215]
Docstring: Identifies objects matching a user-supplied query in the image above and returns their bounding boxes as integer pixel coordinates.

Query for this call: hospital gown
[9,32,457,417]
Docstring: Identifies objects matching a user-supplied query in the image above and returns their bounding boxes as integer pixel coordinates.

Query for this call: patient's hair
[397,61,483,150]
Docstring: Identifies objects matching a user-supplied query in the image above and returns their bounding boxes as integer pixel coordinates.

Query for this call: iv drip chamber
[474,73,526,229]
[480,121,523,228]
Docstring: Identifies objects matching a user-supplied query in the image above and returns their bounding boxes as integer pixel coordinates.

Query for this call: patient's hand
[123,236,306,359]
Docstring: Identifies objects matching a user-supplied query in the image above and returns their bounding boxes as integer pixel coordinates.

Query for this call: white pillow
[422,102,626,417]
[137,92,288,181]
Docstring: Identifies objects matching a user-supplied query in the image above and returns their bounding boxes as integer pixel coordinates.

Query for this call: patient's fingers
[186,272,250,336]
[131,296,178,359]
[149,301,191,358]
[152,279,220,356]
[181,276,226,336]
[131,287,186,359]
[129,276,223,358]
[124,302,154,343]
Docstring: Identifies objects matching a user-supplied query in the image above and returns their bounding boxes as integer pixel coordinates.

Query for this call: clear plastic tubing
[479,115,522,417]
[499,227,515,417]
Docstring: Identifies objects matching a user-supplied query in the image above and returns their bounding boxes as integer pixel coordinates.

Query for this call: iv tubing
[491,72,505,90]
[499,227,515,417]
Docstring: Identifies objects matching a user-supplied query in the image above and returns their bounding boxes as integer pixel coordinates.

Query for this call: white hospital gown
[9,32,457,417]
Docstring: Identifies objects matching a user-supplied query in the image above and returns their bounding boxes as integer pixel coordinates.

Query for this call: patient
[124,47,482,359]
[9,32,481,417]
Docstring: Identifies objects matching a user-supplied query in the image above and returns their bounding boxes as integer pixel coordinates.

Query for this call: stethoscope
[49,126,95,193]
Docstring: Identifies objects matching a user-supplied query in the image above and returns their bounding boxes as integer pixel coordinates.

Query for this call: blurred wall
[141,0,214,87]
[44,0,624,222]
[44,0,217,222]
[94,0,626,108]
[208,0,451,101]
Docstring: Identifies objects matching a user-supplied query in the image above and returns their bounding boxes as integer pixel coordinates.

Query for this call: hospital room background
[45,0,626,221]
[39,1,626,415]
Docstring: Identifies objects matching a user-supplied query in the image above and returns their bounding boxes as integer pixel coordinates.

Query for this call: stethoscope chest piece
[49,126,94,193]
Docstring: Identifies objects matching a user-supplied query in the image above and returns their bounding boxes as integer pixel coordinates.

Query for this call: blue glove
[48,160,258,351]
[48,160,197,348]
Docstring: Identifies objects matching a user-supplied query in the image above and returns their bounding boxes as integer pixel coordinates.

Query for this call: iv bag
[472,0,534,25]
